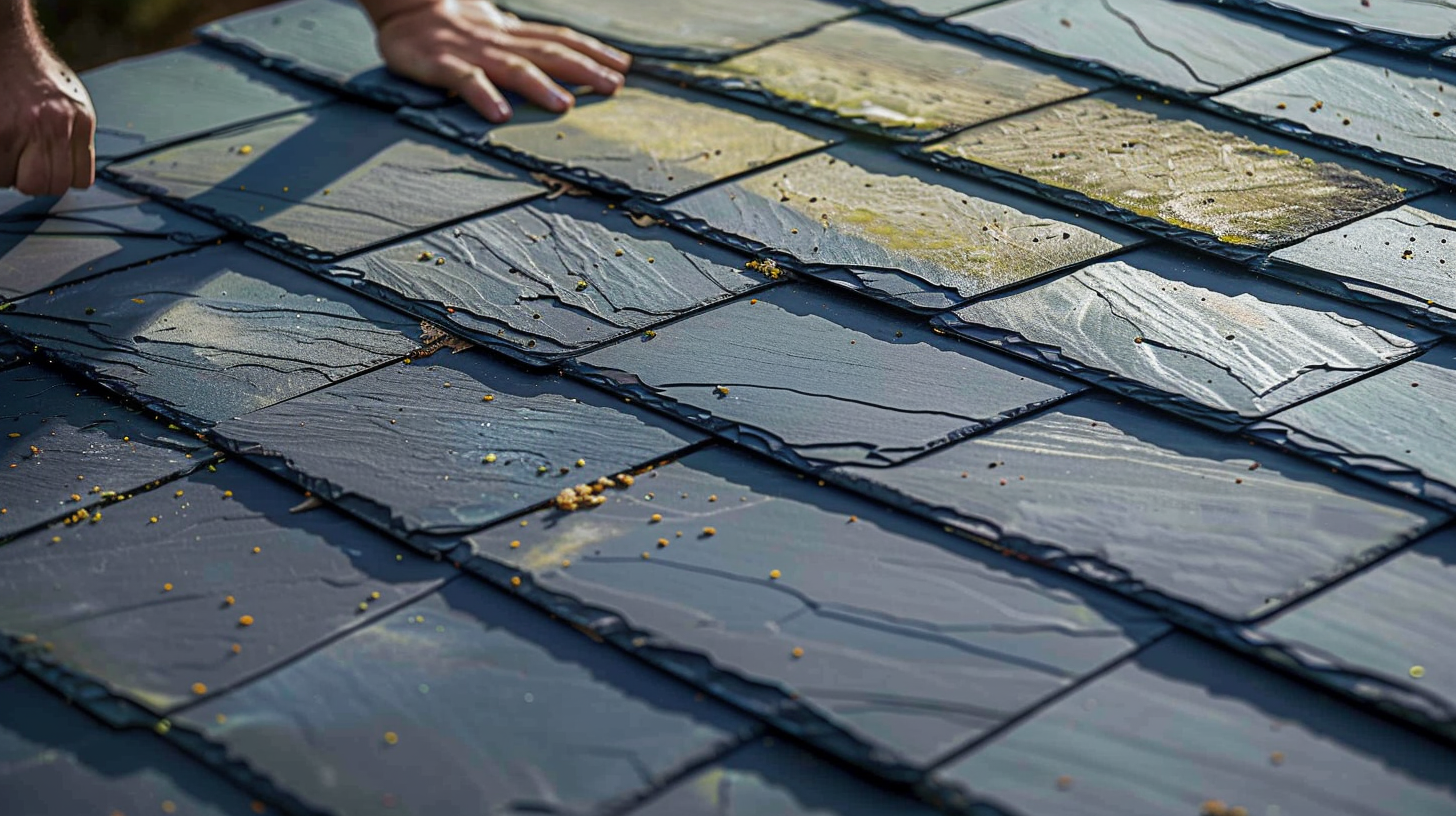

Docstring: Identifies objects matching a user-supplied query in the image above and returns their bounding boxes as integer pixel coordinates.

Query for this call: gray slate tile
[0,245,422,430]
[197,0,448,108]
[864,0,996,20]
[178,580,757,816]
[831,395,1445,619]
[213,350,704,544]
[572,283,1083,471]
[637,145,1143,312]
[937,634,1456,816]
[939,246,1438,430]
[0,464,452,717]
[324,197,769,365]
[105,104,543,261]
[1207,0,1456,50]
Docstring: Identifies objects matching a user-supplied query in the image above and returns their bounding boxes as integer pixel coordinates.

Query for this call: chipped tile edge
[1256,254,1456,337]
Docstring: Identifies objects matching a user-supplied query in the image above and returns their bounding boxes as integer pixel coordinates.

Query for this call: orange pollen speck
[192,682,208,695]
[163,583,173,592]
[238,615,254,626]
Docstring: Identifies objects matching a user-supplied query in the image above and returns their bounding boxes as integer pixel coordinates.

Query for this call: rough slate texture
[831,395,1445,620]
[1213,51,1456,184]
[1264,197,1456,332]
[213,351,703,543]
[83,45,331,163]
[467,447,1166,771]
[197,0,448,108]
[947,0,1338,97]
[938,634,1456,816]
[1208,0,1456,49]
[496,0,856,60]
[0,245,423,430]
[403,83,834,201]
[940,247,1438,430]
[572,283,1083,471]
[105,105,543,261]
[646,16,1103,141]
[865,0,997,19]
[0,464,452,718]
[326,197,768,364]
[919,93,1418,257]
[179,581,757,816]
[0,364,205,542]
[640,146,1142,312]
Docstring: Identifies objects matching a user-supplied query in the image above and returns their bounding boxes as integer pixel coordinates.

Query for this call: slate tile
[644,16,1104,142]
[636,145,1143,312]
[0,673,260,816]
[938,246,1438,430]
[862,0,997,21]
[831,394,1445,620]
[572,283,1083,471]
[0,364,207,542]
[918,92,1424,260]
[1207,0,1456,51]
[178,580,757,816]
[0,337,23,368]
[496,0,856,60]
[466,446,1166,771]
[1262,196,1456,332]
[212,351,704,543]
[0,463,452,717]
[1212,50,1456,185]
[82,45,332,164]
[945,0,1341,98]
[0,245,422,430]
[197,0,447,108]
[324,197,770,365]
[402,81,835,201]
[105,104,543,261]
[936,634,1456,816]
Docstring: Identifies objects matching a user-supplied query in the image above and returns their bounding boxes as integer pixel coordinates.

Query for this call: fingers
[14,140,50,197]
[478,49,575,114]
[8,103,91,195]
[511,21,632,74]
[70,108,96,189]
[501,38,624,96]
[433,53,513,123]
[46,114,74,197]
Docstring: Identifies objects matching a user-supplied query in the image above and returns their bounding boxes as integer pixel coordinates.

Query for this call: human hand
[367,0,631,123]
[0,23,95,195]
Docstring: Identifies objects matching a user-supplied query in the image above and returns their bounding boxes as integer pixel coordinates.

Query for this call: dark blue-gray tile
[1207,0,1456,50]
[832,394,1445,619]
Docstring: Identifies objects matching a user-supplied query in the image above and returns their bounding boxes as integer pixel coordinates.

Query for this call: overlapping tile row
[1189,0,1456,51]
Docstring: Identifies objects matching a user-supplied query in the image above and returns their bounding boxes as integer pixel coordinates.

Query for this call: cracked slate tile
[466,446,1167,771]
[0,364,207,543]
[212,350,704,543]
[1263,196,1456,332]
[1212,50,1456,185]
[324,197,769,365]
[636,145,1143,312]
[571,283,1084,471]
[945,0,1341,98]
[644,16,1104,142]
[918,91,1423,259]
[0,245,423,430]
[402,81,835,201]
[0,463,452,718]
[105,104,543,261]
[831,394,1446,620]
[938,246,1438,430]
[936,633,1456,816]
[496,0,856,60]
[0,673,260,816]
[1208,0,1456,50]
[197,0,448,108]
[177,580,757,816]
[82,45,332,164]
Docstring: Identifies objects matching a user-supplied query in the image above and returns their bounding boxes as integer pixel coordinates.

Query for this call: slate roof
[4,1,1456,814]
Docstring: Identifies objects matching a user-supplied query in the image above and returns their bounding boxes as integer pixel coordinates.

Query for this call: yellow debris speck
[238,145,252,155]
[511,576,522,587]
[1411,665,1427,679]
[370,591,381,600]
[561,559,571,568]
[163,583,173,592]
[163,801,177,814]
[223,490,234,498]
[359,602,370,612]
[510,540,521,549]
[252,546,261,554]
[769,569,781,580]
[483,395,495,402]
[576,459,586,468]
[650,513,663,523]
[238,615,254,627]
[384,731,399,745]
[484,454,498,464]
[225,596,235,606]
[791,647,804,659]
[231,643,242,654]
[149,516,159,524]
[703,527,717,537]
[657,538,669,547]
[192,683,208,696]
[641,552,651,560]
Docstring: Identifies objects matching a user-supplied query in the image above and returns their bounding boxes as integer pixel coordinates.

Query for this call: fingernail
[491,99,513,122]
[606,46,629,63]
[550,89,574,111]
[600,70,625,90]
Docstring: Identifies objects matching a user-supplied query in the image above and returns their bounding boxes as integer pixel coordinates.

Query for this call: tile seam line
[0,239,230,305]
[618,4,864,65]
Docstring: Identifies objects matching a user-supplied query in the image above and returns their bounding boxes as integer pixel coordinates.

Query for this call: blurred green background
[35,0,279,70]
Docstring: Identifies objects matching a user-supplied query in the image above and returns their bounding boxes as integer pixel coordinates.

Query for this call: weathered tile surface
[940,247,1437,430]
[920,92,1419,257]
[641,146,1142,312]
[937,634,1456,816]
[214,351,703,543]
[1210,0,1456,49]
[0,245,422,429]
[865,0,995,19]
[573,283,1083,470]
[404,83,834,201]
[948,0,1339,96]
[832,395,1445,619]
[0,464,452,716]
[197,0,447,107]
[325,197,768,364]
[106,105,542,261]
[179,581,756,816]
[647,17,1102,141]
[0,364,206,542]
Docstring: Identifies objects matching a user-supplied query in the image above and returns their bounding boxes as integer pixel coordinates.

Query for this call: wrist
[1,2,54,65]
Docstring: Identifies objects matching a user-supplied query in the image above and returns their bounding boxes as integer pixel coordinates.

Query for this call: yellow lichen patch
[745,258,784,279]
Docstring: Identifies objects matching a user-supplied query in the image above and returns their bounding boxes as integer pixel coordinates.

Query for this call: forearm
[1,1,47,60]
